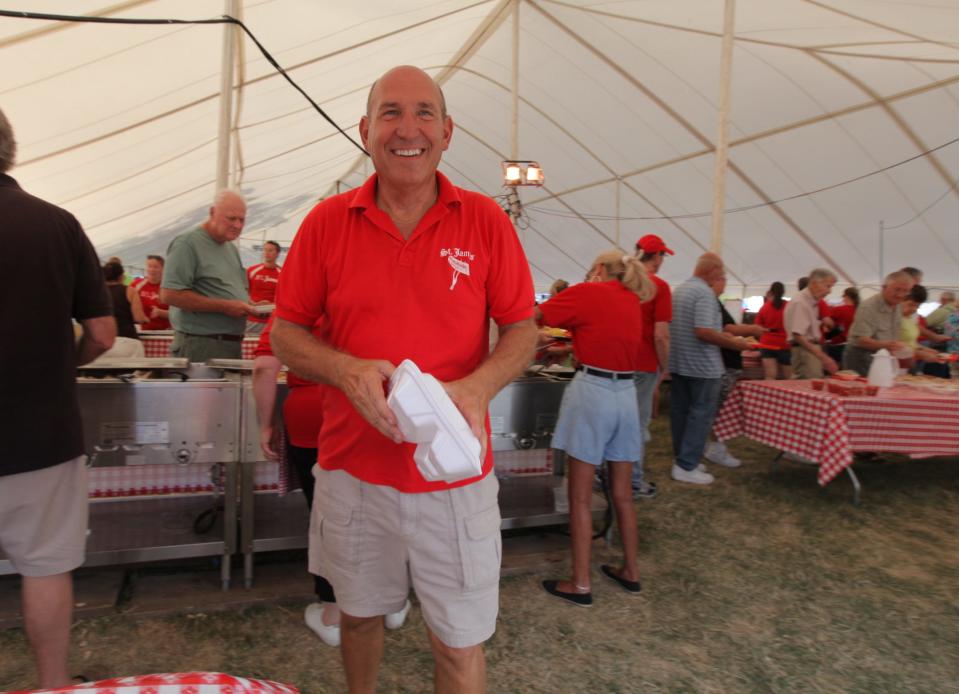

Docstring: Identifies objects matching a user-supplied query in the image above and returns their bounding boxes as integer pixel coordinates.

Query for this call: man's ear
[359,115,370,149]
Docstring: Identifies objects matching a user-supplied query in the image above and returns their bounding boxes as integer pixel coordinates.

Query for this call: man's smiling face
[360,66,452,195]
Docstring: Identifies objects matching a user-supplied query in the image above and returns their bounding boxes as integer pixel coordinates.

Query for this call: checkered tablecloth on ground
[21,671,298,693]
[713,379,959,486]
[140,335,258,359]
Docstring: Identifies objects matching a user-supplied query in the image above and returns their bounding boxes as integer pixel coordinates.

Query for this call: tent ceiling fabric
[2,0,957,295]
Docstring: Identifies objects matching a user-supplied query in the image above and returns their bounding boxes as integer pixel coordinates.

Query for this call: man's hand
[222,299,258,318]
[150,306,163,319]
[443,377,491,463]
[822,355,839,374]
[259,423,280,461]
[886,340,909,354]
[335,358,402,443]
[729,336,752,351]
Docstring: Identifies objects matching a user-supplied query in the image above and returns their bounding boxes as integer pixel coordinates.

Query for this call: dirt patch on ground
[2,416,958,692]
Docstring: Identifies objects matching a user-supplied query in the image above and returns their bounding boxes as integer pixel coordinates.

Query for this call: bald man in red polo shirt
[272,66,537,693]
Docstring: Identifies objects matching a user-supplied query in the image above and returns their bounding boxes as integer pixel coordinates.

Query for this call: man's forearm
[252,355,282,427]
[796,335,831,364]
[855,335,894,351]
[76,316,117,365]
[694,327,741,350]
[161,288,235,314]
[271,318,353,387]
[654,322,669,373]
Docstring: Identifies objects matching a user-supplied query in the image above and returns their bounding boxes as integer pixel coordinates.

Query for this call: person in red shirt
[246,241,281,334]
[537,251,655,607]
[631,233,673,499]
[824,287,858,363]
[271,66,537,693]
[251,318,409,648]
[756,281,792,379]
[128,255,171,331]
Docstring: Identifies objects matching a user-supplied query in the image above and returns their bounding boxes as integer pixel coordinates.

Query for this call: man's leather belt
[179,331,243,342]
[577,366,636,380]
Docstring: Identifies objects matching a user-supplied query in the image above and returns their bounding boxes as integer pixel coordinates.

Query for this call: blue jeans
[631,371,658,486]
[669,373,722,472]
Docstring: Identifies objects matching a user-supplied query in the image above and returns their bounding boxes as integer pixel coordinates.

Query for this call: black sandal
[600,564,641,594]
[541,580,593,607]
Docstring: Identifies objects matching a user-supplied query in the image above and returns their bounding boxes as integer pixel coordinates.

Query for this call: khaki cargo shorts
[309,468,501,649]
[0,456,89,576]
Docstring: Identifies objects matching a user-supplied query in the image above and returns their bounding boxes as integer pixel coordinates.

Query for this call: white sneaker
[304,603,340,647]
[671,464,714,485]
[384,599,411,630]
[704,441,742,468]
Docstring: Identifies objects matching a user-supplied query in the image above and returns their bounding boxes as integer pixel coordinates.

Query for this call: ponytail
[769,281,785,309]
[591,250,656,302]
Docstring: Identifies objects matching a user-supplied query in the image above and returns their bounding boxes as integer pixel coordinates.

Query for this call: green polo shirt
[163,226,248,335]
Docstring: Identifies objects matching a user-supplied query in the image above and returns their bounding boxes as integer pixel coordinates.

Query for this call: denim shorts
[551,368,643,465]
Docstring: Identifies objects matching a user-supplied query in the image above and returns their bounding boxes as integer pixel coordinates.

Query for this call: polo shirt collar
[349,171,461,211]
[349,171,462,241]
[800,287,816,305]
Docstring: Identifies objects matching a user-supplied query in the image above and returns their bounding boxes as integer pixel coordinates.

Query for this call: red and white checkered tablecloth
[20,671,298,693]
[713,379,959,486]
[140,334,258,360]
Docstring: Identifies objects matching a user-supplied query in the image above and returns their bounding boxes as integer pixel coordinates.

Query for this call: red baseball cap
[636,234,674,256]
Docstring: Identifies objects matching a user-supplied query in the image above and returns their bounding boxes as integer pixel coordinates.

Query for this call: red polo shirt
[537,280,644,371]
[130,278,171,330]
[757,299,788,349]
[274,172,534,492]
[247,263,281,324]
[638,274,671,372]
[254,318,324,448]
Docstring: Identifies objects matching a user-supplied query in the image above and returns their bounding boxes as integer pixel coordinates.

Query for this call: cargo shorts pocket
[318,501,360,576]
[458,504,502,592]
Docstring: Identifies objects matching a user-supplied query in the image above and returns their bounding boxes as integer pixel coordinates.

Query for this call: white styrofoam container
[387,359,482,483]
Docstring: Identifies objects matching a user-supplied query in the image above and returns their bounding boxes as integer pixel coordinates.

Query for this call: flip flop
[541,580,593,607]
[600,564,641,594]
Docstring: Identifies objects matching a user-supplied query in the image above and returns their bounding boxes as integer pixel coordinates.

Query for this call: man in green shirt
[925,291,956,332]
[161,190,256,361]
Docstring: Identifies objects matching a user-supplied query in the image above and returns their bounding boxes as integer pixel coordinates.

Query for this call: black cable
[0,9,369,156]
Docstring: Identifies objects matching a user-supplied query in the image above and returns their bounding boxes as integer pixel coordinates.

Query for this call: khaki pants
[791,346,823,379]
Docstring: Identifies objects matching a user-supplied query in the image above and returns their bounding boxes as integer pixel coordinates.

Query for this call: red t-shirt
[826,303,855,345]
[130,278,171,330]
[638,274,671,373]
[756,299,788,349]
[247,264,281,324]
[538,280,644,371]
[274,172,534,493]
[253,318,323,448]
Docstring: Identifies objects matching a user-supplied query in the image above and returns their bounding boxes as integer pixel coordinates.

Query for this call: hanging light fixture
[501,160,545,186]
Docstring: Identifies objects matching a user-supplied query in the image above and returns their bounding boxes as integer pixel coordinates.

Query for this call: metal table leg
[846,466,861,506]
[221,461,238,591]
[240,462,255,589]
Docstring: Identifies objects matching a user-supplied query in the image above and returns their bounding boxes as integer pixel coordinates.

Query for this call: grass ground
[2,415,958,693]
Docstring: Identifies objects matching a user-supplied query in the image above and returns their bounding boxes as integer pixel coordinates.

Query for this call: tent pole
[510,0,519,160]
[615,177,621,249]
[215,0,239,191]
[710,0,736,253]
[879,220,884,283]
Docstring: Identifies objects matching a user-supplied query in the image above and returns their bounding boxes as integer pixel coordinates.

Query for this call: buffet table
[713,379,959,503]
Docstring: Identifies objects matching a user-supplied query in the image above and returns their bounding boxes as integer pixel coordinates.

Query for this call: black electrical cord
[0,8,369,156]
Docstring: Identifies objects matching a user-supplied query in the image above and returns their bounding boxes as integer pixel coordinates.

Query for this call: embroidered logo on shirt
[440,248,474,290]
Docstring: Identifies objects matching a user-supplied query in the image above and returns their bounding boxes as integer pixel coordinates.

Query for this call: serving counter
[0,364,604,588]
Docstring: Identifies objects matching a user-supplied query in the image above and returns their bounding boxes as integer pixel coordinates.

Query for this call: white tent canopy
[3,0,958,296]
